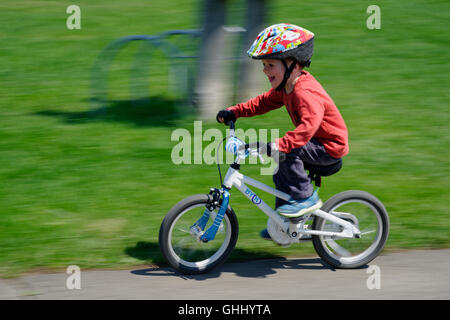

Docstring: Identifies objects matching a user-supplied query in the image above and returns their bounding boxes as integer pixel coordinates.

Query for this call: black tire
[159,194,239,274]
[312,190,389,269]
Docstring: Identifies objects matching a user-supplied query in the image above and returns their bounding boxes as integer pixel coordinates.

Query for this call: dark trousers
[273,138,340,208]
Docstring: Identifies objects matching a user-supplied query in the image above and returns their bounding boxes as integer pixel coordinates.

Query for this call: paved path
[1,249,449,300]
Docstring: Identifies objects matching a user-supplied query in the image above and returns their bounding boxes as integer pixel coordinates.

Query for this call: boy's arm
[276,90,325,153]
[227,89,284,119]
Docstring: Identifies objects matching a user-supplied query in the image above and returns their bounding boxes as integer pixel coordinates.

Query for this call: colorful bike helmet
[247,23,314,91]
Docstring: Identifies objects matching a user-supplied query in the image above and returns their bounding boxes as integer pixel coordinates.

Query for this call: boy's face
[262,59,285,89]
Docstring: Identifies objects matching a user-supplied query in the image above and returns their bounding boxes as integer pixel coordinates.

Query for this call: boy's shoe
[260,228,272,240]
[277,189,322,218]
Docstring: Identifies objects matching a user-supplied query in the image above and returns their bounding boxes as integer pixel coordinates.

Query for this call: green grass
[0,0,449,277]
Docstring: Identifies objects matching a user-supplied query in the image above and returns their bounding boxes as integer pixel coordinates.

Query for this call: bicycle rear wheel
[312,190,389,269]
[159,194,238,274]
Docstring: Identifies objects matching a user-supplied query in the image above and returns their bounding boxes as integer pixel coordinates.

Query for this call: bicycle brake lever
[258,153,265,164]
[248,148,265,163]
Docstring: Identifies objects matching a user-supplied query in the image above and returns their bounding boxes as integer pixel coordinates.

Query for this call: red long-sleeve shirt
[227,71,349,159]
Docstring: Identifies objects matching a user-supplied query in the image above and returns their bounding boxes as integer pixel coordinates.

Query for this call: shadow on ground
[124,241,166,265]
[36,96,192,127]
[125,241,338,280]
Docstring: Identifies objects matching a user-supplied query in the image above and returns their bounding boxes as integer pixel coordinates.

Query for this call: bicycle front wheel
[159,194,238,274]
[312,190,389,269]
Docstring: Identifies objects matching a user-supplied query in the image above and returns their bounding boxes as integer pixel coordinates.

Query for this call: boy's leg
[273,138,340,205]
[273,156,313,207]
[292,138,340,167]
[266,138,340,236]
[266,149,313,239]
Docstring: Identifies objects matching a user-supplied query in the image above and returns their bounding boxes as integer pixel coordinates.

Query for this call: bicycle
[159,121,389,274]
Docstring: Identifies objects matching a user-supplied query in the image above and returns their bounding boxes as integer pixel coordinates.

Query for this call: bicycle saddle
[304,159,343,187]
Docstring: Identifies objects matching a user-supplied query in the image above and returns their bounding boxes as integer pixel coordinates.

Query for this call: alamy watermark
[366,5,381,30]
[171,121,279,175]
[366,265,381,290]
[66,5,81,30]
[66,265,81,290]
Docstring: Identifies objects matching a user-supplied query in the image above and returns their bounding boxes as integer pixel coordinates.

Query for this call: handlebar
[228,120,264,150]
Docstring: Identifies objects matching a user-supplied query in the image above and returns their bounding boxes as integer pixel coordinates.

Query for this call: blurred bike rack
[90,27,245,115]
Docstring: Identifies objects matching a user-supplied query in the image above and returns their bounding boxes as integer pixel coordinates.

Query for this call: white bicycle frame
[222,165,361,240]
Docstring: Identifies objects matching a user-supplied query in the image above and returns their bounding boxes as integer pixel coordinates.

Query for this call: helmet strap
[275,60,297,91]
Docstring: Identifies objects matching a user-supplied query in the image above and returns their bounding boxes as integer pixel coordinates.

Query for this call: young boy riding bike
[216,23,348,239]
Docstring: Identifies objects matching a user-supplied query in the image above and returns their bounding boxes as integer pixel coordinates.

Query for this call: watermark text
[66,5,81,30]
[171,121,279,175]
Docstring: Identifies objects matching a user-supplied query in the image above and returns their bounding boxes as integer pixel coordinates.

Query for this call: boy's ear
[293,60,302,71]
[287,58,302,71]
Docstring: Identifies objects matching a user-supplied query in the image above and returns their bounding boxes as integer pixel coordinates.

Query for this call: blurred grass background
[0,0,449,277]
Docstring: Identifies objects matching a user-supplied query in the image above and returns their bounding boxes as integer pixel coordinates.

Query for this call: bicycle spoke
[173,236,192,250]
[360,229,376,236]
[176,227,190,233]
[326,239,352,257]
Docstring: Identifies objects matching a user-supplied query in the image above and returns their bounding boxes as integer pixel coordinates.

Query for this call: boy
[216,23,348,238]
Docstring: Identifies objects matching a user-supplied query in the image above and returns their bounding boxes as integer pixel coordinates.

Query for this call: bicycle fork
[190,188,230,242]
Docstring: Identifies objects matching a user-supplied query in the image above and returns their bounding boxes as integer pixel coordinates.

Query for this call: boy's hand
[216,109,236,125]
